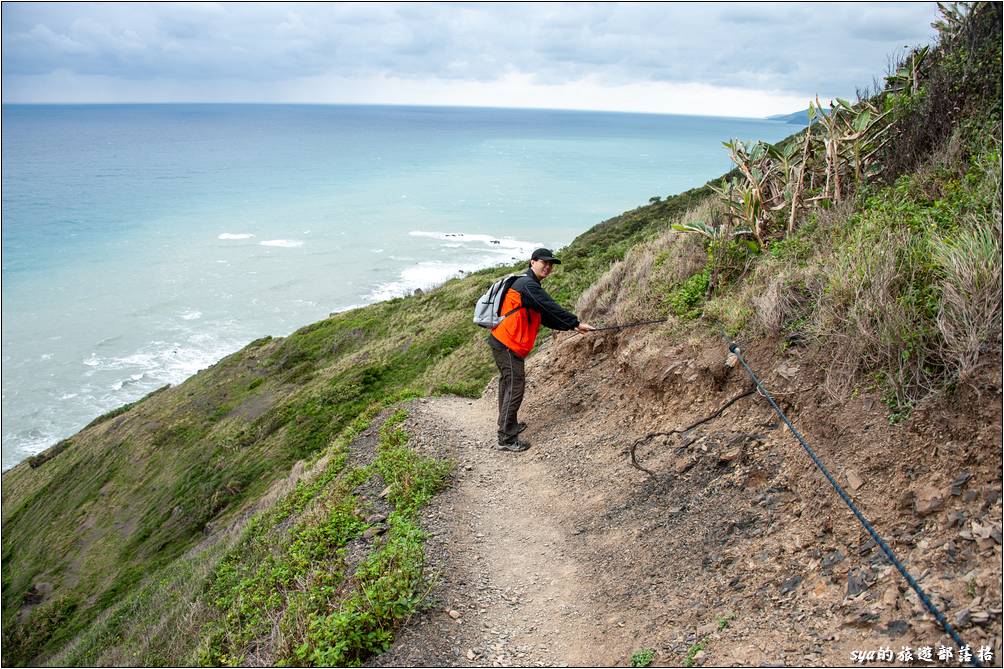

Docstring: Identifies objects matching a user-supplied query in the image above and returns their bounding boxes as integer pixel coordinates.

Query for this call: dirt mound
[375,328,1002,666]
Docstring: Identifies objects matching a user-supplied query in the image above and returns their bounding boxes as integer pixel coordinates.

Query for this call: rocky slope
[363,326,1002,666]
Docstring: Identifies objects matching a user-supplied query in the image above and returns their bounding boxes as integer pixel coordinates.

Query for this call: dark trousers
[488,336,526,442]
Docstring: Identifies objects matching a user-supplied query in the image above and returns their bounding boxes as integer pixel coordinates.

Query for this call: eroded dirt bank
[372,329,1003,667]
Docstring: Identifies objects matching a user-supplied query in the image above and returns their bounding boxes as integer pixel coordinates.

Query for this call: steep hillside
[0,156,707,668]
[2,3,1000,666]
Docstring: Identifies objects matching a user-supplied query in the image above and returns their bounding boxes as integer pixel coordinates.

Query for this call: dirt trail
[374,393,646,667]
[372,332,1003,667]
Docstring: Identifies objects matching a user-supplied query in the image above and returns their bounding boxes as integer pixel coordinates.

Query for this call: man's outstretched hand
[574,323,596,334]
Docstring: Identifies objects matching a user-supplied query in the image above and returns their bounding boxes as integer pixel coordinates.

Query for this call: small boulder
[914,484,945,516]
[885,620,909,637]
[719,446,743,463]
[971,520,993,539]
[362,525,387,540]
[947,510,967,528]
[779,575,802,595]
[949,471,973,496]
[820,550,844,572]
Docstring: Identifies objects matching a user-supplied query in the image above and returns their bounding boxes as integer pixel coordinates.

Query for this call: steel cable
[722,335,980,667]
[589,318,669,331]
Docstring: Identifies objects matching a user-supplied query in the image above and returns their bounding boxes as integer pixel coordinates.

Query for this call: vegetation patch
[290,409,451,666]
[684,638,706,667]
[814,138,1001,413]
[666,269,710,320]
[196,408,449,667]
[630,647,655,667]
[196,448,364,666]
[1,594,80,666]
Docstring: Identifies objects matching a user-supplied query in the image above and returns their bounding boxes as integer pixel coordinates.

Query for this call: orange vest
[491,287,540,358]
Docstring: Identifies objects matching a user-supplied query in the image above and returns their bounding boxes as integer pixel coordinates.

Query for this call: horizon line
[0,100,805,122]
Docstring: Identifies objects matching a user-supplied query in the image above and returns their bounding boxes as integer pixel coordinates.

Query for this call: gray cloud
[1,2,939,103]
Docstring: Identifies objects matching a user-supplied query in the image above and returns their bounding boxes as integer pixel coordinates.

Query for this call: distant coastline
[765,108,811,125]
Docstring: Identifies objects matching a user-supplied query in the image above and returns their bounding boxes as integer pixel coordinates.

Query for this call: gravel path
[372,394,618,667]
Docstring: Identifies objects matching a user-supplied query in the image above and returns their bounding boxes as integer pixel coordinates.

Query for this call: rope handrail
[721,335,980,667]
[589,318,669,331]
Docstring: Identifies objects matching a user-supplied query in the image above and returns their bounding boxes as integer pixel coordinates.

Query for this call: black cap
[531,248,561,264]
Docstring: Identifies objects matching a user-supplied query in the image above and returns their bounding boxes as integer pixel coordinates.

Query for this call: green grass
[196,408,451,667]
[26,438,73,469]
[197,463,367,665]
[82,384,171,430]
[684,638,706,667]
[50,540,228,667]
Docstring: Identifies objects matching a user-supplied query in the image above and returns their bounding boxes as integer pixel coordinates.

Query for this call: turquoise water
[1,103,794,469]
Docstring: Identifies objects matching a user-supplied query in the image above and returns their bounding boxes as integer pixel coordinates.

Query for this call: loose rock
[914,485,945,516]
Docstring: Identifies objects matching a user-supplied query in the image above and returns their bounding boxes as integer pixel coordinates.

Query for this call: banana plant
[670,219,752,239]
[834,98,895,187]
[931,2,970,40]
[718,139,791,244]
[671,215,758,298]
[710,176,754,230]
[786,119,816,233]
[768,138,802,199]
[813,96,848,203]
[884,45,930,96]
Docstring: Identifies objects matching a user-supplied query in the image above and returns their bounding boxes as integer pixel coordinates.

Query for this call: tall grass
[576,199,710,324]
[934,221,1003,378]
[933,144,1004,379]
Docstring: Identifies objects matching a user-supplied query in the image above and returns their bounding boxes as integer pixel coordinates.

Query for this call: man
[487,248,595,452]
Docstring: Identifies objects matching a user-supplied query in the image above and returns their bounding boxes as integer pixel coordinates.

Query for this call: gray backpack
[473,273,524,328]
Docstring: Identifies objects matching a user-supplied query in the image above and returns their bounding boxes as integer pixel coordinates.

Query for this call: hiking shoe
[496,423,527,442]
[497,437,530,452]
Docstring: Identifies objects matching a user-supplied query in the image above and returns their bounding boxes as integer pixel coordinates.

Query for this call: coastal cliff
[2,4,1001,666]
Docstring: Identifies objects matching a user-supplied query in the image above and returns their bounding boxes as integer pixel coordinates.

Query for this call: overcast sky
[1,2,940,117]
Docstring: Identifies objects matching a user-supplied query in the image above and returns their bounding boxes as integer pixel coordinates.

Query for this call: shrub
[630,648,655,667]
[27,438,73,469]
[666,270,710,319]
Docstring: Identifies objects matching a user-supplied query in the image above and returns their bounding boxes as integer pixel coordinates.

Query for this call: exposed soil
[371,329,1003,667]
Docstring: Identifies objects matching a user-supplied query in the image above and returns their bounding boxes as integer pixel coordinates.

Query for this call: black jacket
[510,268,579,331]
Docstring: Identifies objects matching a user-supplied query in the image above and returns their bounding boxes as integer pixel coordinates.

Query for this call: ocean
[1,103,795,470]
